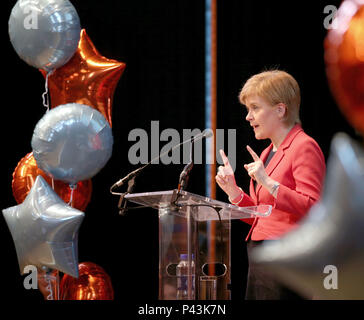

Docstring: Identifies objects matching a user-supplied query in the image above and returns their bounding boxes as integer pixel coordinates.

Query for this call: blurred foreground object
[252,133,364,299]
[325,0,364,135]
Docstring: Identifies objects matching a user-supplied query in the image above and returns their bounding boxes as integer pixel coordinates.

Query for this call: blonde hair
[239,70,301,125]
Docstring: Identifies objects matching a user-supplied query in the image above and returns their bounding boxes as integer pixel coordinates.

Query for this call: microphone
[110,165,147,190]
[179,129,213,190]
[110,129,213,191]
[178,136,195,192]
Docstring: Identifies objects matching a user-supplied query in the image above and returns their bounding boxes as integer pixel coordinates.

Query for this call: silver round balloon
[9,0,81,71]
[31,103,113,185]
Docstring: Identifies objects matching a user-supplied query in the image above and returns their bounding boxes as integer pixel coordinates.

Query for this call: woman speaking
[216,70,326,299]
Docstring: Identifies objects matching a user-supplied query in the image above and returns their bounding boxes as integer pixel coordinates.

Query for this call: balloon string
[68,184,77,207]
[42,70,53,112]
[43,270,59,300]
[45,275,54,300]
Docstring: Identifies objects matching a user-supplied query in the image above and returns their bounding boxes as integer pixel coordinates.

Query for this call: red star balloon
[325,1,364,134]
[41,29,126,127]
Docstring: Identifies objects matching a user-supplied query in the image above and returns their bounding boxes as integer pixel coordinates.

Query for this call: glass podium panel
[125,189,271,220]
[125,190,271,300]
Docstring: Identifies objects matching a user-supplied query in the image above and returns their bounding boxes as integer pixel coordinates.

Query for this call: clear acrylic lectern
[125,189,271,300]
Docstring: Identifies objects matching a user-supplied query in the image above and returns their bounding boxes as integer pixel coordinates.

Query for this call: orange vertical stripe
[210,0,217,200]
[209,0,217,276]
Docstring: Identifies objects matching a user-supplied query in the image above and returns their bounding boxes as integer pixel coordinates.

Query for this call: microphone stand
[178,136,195,191]
[171,133,224,264]
[117,176,136,215]
[110,130,225,263]
[110,130,212,215]
[173,136,195,206]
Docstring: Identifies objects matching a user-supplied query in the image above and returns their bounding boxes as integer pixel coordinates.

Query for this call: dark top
[253,148,276,191]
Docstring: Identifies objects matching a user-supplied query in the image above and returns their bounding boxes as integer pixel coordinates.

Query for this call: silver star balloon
[251,133,364,299]
[3,175,84,278]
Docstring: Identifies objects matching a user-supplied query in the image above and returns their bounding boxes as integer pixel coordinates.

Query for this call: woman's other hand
[215,149,241,199]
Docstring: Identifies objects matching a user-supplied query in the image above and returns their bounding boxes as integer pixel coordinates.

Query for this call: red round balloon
[12,152,92,211]
[60,262,114,300]
[325,0,364,134]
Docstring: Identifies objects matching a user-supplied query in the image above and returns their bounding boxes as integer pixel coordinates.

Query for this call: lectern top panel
[125,189,271,221]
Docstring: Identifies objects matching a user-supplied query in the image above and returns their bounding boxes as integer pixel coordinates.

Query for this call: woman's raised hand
[244,145,268,186]
[215,149,241,199]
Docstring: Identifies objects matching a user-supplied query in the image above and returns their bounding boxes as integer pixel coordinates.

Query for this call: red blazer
[238,124,326,241]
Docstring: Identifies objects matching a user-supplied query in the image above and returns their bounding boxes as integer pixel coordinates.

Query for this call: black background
[1,0,361,311]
